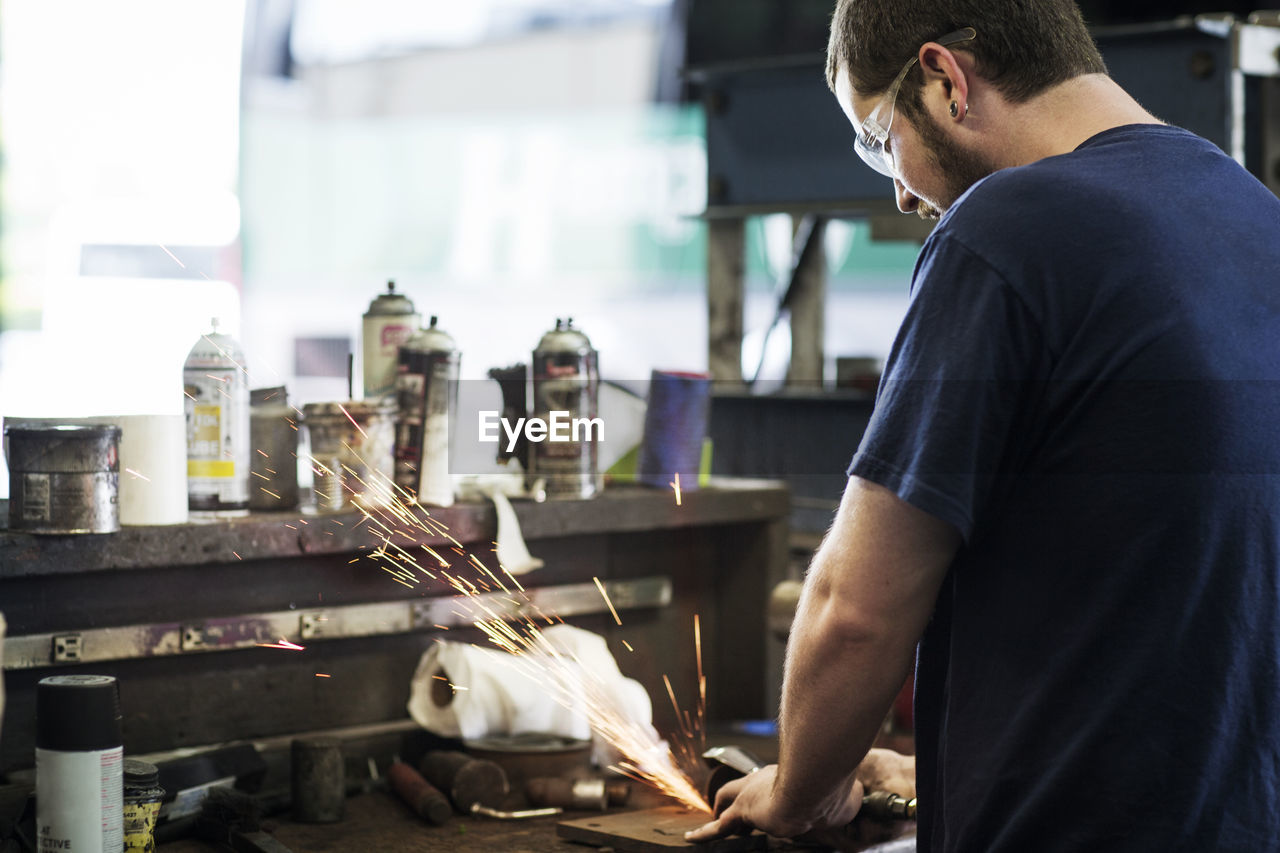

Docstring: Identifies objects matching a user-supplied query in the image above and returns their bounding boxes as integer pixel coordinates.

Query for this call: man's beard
[910,105,999,220]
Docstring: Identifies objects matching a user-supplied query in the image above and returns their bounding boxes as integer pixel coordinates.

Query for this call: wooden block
[557,806,767,852]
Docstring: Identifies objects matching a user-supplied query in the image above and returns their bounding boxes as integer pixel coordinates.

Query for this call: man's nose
[894,179,919,214]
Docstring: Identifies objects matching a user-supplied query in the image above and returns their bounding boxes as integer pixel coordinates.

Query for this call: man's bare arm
[775,475,959,824]
[688,475,959,840]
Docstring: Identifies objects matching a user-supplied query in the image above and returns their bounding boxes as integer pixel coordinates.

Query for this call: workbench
[0,481,790,789]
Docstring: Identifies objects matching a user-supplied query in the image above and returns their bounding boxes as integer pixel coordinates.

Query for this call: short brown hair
[826,0,1106,112]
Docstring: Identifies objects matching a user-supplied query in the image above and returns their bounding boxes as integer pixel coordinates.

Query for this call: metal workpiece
[1,576,672,669]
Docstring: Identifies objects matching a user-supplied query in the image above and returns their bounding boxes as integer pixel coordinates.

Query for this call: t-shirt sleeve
[848,232,1048,541]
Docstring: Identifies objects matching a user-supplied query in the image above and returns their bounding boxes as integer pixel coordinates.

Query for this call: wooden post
[707,217,745,385]
[786,217,826,388]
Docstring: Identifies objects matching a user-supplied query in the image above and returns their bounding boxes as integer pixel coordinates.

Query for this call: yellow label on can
[123,799,161,853]
[188,460,235,477]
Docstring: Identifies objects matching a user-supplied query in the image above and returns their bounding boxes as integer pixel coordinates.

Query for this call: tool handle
[859,790,917,822]
[388,761,453,825]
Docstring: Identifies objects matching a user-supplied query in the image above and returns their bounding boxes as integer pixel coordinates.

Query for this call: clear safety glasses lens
[854,130,896,178]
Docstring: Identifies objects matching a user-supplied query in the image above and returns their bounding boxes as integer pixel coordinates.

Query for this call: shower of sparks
[256,638,305,651]
[124,468,151,481]
[670,472,683,505]
[287,442,711,812]
[593,576,623,626]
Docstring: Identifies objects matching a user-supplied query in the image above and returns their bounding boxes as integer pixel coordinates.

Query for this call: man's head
[827,0,1107,216]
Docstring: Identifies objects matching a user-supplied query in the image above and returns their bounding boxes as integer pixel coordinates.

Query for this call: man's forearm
[769,477,958,821]
[771,573,921,817]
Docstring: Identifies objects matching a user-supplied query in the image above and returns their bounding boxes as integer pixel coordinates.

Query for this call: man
[689,0,1280,850]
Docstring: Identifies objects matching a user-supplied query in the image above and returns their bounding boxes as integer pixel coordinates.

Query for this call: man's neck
[993,74,1162,168]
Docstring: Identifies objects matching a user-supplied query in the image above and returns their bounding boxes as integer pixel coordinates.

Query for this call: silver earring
[949,100,959,118]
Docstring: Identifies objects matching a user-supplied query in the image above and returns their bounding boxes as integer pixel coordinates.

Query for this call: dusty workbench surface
[159,789,595,853]
[0,479,788,577]
[157,790,914,853]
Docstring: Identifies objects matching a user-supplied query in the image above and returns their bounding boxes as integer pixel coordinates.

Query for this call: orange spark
[337,403,368,438]
[256,638,305,651]
[593,577,623,626]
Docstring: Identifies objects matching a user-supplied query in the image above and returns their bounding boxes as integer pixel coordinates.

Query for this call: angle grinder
[702,746,916,823]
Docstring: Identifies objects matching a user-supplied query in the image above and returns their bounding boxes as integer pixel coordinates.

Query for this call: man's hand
[683,764,863,844]
[855,749,915,800]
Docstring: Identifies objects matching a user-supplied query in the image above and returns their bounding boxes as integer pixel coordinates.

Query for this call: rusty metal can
[302,399,396,512]
[530,318,601,500]
[5,424,121,534]
[249,386,299,511]
[394,316,459,507]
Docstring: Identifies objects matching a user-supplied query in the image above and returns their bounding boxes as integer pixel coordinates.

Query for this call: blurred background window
[0,0,925,495]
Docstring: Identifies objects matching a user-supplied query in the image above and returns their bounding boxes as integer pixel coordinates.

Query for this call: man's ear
[917,43,970,121]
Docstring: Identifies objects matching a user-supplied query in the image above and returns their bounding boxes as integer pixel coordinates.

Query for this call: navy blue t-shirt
[848,125,1280,851]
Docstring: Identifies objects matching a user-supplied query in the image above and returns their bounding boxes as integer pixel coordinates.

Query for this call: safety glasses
[854,27,977,177]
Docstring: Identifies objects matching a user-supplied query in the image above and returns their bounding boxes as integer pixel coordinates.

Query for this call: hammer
[702,746,916,823]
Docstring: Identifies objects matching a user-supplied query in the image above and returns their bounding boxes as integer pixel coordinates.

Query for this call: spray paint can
[395,316,459,507]
[183,319,250,515]
[36,675,125,853]
[362,280,420,401]
[530,318,600,500]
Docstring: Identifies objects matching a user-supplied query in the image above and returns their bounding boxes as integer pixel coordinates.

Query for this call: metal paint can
[302,399,396,512]
[362,280,420,401]
[35,675,124,853]
[122,759,164,853]
[183,319,250,516]
[394,316,459,507]
[249,386,299,511]
[530,318,600,499]
[5,424,121,534]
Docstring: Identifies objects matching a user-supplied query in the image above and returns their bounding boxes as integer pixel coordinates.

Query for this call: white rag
[454,468,544,574]
[407,624,653,760]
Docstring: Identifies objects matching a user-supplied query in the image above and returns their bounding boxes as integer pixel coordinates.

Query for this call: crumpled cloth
[454,469,544,574]
[407,624,653,757]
